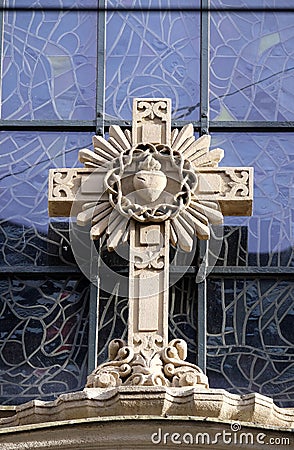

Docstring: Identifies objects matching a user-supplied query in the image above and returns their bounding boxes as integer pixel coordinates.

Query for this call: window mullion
[95,0,107,136]
[197,0,210,373]
[200,0,210,137]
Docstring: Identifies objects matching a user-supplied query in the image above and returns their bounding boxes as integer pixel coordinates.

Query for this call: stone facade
[0,387,293,449]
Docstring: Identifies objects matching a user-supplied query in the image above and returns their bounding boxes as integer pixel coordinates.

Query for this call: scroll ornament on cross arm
[226,169,250,197]
[77,123,224,252]
[52,170,78,198]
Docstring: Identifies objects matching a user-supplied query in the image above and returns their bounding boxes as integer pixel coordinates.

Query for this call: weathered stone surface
[48,98,254,389]
[1,387,293,430]
[48,99,253,231]
[129,221,169,350]
[0,418,293,450]
[48,167,253,219]
[86,339,209,389]
[0,418,292,450]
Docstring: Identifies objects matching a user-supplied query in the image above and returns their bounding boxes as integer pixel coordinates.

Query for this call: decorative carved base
[86,338,209,388]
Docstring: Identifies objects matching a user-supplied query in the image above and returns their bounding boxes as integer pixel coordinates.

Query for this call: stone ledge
[0,387,293,430]
[0,417,293,450]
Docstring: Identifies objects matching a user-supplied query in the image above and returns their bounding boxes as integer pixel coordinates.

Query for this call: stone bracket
[86,338,209,389]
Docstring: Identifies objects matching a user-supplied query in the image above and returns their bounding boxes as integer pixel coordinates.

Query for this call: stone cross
[48,98,253,388]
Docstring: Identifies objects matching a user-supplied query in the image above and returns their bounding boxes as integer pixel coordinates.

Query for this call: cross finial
[132,98,171,145]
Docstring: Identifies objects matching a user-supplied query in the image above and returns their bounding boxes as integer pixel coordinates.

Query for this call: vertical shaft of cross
[127,99,172,352]
[128,221,170,351]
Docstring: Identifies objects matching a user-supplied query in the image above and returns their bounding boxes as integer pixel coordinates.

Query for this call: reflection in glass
[2,4,97,120]
[211,133,294,266]
[106,0,200,120]
[0,132,93,265]
[207,278,294,408]
[210,3,294,121]
[0,276,89,405]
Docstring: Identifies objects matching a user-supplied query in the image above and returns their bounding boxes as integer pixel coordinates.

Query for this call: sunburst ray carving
[76,125,224,251]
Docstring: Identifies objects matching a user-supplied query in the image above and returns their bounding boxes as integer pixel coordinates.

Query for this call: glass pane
[97,276,197,366]
[106,0,200,121]
[211,0,293,9]
[0,276,89,405]
[108,0,200,8]
[210,4,294,121]
[4,0,97,7]
[0,131,93,265]
[211,133,294,266]
[169,277,197,363]
[98,286,128,364]
[207,278,294,408]
[2,2,97,120]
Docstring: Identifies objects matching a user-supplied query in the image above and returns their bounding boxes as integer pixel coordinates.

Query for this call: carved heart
[133,170,167,203]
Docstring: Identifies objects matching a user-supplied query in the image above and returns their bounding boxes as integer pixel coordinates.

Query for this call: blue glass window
[211,133,294,266]
[0,0,293,408]
[210,1,294,121]
[106,0,200,120]
[0,276,89,405]
[0,132,92,265]
[207,278,294,408]
[2,1,97,120]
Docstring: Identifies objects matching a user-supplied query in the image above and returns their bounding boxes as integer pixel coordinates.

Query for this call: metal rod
[196,0,210,372]
[95,0,106,135]
[88,282,99,374]
[88,239,100,374]
[0,120,96,131]
[1,119,294,133]
[200,0,210,137]
[209,266,294,277]
[0,0,4,116]
[1,265,293,277]
[210,121,294,133]
[197,239,208,372]
[0,6,294,13]
[0,266,81,276]
[86,0,107,375]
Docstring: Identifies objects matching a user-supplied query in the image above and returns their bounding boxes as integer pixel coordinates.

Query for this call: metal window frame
[0,1,293,377]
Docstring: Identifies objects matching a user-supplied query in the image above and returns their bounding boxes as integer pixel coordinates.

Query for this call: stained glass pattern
[2,1,97,120]
[98,285,128,364]
[210,1,294,121]
[106,0,200,121]
[96,276,197,365]
[169,277,197,363]
[0,276,89,405]
[212,226,248,267]
[0,0,293,411]
[211,133,294,266]
[108,0,200,8]
[211,0,292,8]
[207,278,294,408]
[0,132,93,266]
[95,275,294,407]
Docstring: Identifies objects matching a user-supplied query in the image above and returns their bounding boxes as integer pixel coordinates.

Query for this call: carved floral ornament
[86,338,208,388]
[77,116,224,252]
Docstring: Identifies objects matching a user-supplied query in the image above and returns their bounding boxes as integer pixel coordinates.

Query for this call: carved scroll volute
[132,98,171,146]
